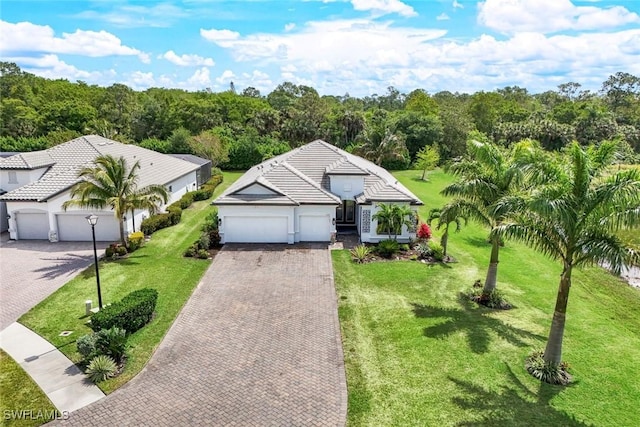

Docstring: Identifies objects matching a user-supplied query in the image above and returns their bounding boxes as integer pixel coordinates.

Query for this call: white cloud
[478,0,640,34]
[160,50,215,67]
[437,13,450,21]
[215,69,236,84]
[200,28,241,41]
[453,0,463,9]
[285,23,296,32]
[5,54,115,83]
[350,0,417,17]
[0,20,149,62]
[187,67,212,88]
[72,3,189,28]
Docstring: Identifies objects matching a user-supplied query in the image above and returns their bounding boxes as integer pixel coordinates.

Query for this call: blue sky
[1,0,639,96]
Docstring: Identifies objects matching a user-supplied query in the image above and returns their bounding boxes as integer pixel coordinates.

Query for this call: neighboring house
[0,135,199,242]
[213,139,423,244]
[168,154,212,187]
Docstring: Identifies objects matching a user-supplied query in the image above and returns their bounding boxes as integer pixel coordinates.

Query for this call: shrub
[416,242,432,258]
[469,288,511,309]
[184,244,198,258]
[350,245,372,263]
[525,351,572,385]
[399,243,410,251]
[417,223,432,240]
[198,233,210,250]
[128,231,145,252]
[95,327,128,361]
[428,241,445,261]
[192,190,210,201]
[116,245,127,256]
[203,211,219,232]
[208,229,220,248]
[166,204,182,225]
[90,288,158,333]
[105,245,115,258]
[86,355,117,383]
[197,249,210,259]
[179,192,194,209]
[141,214,172,235]
[376,240,399,258]
[76,333,97,360]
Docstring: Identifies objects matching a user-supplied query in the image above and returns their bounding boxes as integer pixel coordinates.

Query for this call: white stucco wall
[166,171,198,205]
[329,175,365,200]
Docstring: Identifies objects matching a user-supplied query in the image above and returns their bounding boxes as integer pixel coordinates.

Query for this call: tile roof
[0,151,56,169]
[0,135,199,202]
[214,139,422,206]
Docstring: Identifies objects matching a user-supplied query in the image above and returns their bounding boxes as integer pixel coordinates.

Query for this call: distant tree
[168,127,192,153]
[414,145,440,180]
[189,130,229,167]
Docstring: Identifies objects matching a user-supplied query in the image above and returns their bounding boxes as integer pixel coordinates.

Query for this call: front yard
[334,169,640,426]
[17,171,242,394]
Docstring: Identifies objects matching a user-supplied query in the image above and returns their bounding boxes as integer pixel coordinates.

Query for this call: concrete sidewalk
[0,322,104,413]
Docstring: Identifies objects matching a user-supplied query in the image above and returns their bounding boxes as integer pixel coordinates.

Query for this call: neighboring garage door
[299,215,330,242]
[224,216,288,243]
[16,212,49,240]
[56,214,120,242]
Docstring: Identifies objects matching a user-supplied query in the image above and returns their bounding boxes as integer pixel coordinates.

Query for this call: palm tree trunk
[131,209,135,232]
[543,264,572,365]
[119,219,127,249]
[483,235,500,293]
[441,229,449,257]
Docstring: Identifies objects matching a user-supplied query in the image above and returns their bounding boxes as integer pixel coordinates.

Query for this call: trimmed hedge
[90,288,158,333]
[140,174,223,236]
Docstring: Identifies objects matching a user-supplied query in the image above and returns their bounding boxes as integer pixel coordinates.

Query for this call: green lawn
[0,350,56,427]
[334,169,640,427]
[18,171,242,394]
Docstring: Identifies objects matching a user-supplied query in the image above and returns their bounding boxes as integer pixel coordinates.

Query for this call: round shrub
[76,333,97,360]
[525,351,572,385]
[376,240,399,258]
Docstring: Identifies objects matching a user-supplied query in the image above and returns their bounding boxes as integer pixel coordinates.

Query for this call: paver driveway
[0,235,109,330]
[58,244,347,426]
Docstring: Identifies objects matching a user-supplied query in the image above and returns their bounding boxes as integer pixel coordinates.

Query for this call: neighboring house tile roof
[214,139,422,206]
[0,135,199,202]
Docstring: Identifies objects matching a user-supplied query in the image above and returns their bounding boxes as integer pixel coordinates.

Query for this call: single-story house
[0,135,199,242]
[213,139,423,244]
[168,154,212,187]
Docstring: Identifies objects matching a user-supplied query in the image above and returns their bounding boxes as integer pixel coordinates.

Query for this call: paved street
[0,234,109,330]
[57,244,347,426]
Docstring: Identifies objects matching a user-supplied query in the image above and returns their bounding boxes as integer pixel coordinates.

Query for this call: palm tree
[495,141,640,372]
[63,155,169,247]
[427,205,466,257]
[373,203,415,240]
[441,136,530,294]
[356,127,408,166]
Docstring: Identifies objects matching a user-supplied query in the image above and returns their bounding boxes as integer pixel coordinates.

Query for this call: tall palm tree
[427,205,466,257]
[63,155,168,247]
[356,127,408,166]
[495,141,640,372]
[373,203,415,240]
[441,136,530,294]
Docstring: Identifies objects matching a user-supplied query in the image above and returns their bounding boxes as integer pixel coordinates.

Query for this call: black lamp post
[86,214,103,310]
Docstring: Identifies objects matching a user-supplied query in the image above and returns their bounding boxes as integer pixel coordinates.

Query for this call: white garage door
[16,212,49,240]
[57,214,120,242]
[224,216,288,243]
[299,215,330,242]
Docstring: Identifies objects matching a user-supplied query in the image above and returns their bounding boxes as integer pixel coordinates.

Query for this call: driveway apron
[57,244,347,426]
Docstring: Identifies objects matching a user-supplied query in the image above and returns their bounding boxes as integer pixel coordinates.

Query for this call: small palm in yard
[63,154,168,248]
[442,134,534,295]
[373,203,415,240]
[496,141,640,383]
[350,245,372,263]
[427,205,466,257]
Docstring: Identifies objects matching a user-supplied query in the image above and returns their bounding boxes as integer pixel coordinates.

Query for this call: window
[8,171,18,184]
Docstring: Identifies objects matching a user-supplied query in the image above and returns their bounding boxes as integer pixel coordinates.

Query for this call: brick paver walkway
[57,244,347,426]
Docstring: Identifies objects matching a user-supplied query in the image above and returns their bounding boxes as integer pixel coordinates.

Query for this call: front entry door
[336,200,356,225]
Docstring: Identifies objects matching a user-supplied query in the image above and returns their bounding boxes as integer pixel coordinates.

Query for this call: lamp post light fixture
[86,214,103,311]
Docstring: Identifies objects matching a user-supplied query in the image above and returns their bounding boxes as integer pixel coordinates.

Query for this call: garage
[16,212,49,240]
[224,216,288,243]
[56,213,120,242]
[299,215,331,242]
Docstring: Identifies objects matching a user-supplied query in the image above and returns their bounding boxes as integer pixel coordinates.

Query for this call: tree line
[1,62,638,168]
